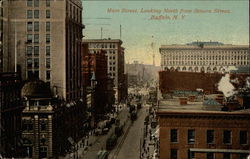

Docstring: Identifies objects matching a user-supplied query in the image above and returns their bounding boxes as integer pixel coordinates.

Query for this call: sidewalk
[140,110,159,159]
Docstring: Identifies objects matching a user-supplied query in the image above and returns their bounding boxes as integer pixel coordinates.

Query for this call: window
[223,130,231,144]
[27,0,32,7]
[27,71,33,78]
[170,149,177,159]
[239,154,248,159]
[27,58,32,69]
[46,10,50,18]
[188,129,195,144]
[34,10,39,19]
[46,58,50,68]
[34,46,39,56]
[46,22,50,32]
[46,34,50,43]
[39,146,47,158]
[27,22,32,31]
[34,34,39,43]
[27,10,33,19]
[207,130,214,144]
[27,46,32,56]
[23,120,33,131]
[34,22,39,31]
[46,0,50,7]
[171,129,178,143]
[240,131,247,145]
[40,121,46,131]
[34,71,39,78]
[207,152,214,159]
[34,0,39,7]
[46,46,50,56]
[46,71,50,80]
[188,151,195,159]
[223,153,230,159]
[34,58,39,68]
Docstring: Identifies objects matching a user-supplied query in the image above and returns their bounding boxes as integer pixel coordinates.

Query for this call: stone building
[82,39,126,103]
[21,80,87,158]
[2,0,84,100]
[157,98,250,159]
[0,72,24,158]
[159,42,249,73]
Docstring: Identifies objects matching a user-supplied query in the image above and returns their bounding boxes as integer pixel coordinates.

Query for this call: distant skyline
[82,0,249,66]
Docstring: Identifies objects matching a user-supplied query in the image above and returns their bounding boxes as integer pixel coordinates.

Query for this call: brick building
[157,98,250,159]
[81,47,115,122]
[159,70,250,95]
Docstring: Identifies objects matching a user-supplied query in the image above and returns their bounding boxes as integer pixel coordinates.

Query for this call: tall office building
[82,39,126,103]
[4,0,84,101]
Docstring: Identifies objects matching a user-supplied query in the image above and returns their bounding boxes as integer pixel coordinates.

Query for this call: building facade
[81,48,115,122]
[21,80,87,159]
[159,42,249,73]
[157,99,250,159]
[82,39,126,103]
[0,0,3,72]
[3,0,84,100]
[0,72,24,158]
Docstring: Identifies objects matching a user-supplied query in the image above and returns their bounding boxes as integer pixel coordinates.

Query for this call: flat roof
[82,39,122,43]
[160,44,249,49]
[157,97,250,115]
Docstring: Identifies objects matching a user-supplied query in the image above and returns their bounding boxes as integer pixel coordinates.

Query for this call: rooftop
[160,43,249,49]
[157,97,250,115]
[82,39,122,44]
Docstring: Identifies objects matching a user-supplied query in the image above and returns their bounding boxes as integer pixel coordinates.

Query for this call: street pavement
[63,104,129,159]
[111,104,159,159]
[113,107,146,159]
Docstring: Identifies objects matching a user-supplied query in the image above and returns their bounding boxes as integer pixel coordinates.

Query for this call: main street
[109,102,148,159]
[111,106,147,159]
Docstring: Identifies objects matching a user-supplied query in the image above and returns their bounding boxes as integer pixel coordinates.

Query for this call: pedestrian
[147,147,149,152]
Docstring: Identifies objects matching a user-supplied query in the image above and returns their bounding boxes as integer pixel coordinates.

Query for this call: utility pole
[120,24,122,40]
[101,27,103,39]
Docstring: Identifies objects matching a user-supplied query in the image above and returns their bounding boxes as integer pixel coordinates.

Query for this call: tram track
[110,109,145,159]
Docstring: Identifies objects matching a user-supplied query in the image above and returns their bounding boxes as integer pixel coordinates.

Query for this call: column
[48,115,53,158]
[34,115,39,159]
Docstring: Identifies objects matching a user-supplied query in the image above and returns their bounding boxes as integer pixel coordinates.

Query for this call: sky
[82,0,249,66]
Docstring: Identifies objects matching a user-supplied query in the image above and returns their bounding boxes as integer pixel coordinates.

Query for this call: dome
[21,80,52,98]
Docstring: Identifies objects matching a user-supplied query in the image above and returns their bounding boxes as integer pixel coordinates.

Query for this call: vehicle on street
[96,150,109,159]
[151,119,157,128]
[115,125,123,137]
[106,134,118,150]
[130,110,137,121]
